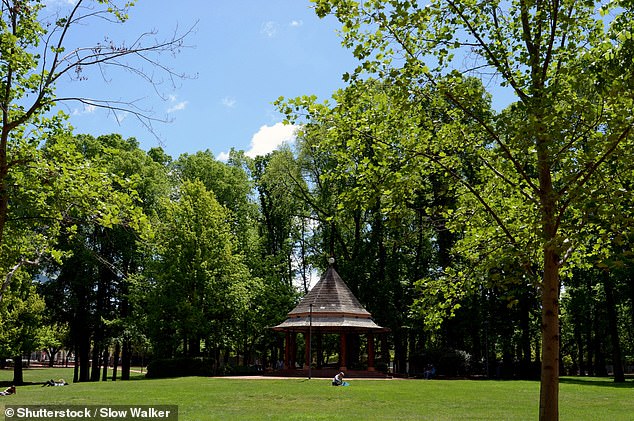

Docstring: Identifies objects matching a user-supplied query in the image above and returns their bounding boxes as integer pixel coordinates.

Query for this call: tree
[0,0,190,297]
[0,271,45,385]
[144,180,256,365]
[38,323,69,367]
[38,133,165,382]
[173,150,259,265]
[306,1,634,419]
[278,75,492,373]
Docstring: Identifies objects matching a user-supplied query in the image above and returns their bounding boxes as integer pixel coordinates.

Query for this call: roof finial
[328,257,335,265]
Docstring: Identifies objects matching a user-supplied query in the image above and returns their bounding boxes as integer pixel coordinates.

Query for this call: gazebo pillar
[367,333,376,371]
[284,332,291,369]
[316,333,323,369]
[290,333,297,369]
[339,332,348,371]
[304,333,311,368]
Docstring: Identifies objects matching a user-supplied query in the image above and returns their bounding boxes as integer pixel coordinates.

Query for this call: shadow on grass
[560,376,634,389]
[0,381,43,387]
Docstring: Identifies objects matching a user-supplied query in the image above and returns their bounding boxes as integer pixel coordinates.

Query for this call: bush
[437,349,472,377]
[145,357,214,378]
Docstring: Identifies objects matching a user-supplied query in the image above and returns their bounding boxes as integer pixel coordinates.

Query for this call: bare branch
[10,2,196,138]
[380,13,541,196]
[0,254,43,303]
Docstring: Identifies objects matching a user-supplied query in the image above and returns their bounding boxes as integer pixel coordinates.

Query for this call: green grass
[1,368,632,420]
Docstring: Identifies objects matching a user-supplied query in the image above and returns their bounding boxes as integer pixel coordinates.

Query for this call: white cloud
[72,104,96,116]
[222,97,237,108]
[167,100,188,113]
[261,21,278,38]
[245,122,298,158]
[112,110,129,124]
[216,151,230,161]
[216,123,298,162]
[290,20,303,27]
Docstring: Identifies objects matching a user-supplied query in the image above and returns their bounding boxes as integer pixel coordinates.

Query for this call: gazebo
[272,258,389,376]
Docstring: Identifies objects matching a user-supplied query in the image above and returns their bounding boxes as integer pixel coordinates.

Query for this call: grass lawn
[1,368,632,420]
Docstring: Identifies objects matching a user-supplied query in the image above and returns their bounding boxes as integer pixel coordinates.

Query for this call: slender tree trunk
[73,355,79,383]
[575,328,584,376]
[603,273,625,382]
[48,349,56,368]
[519,292,532,379]
[536,141,560,419]
[592,304,607,376]
[0,54,12,258]
[539,248,560,420]
[586,317,594,376]
[101,349,109,381]
[112,342,120,382]
[121,339,131,380]
[90,344,101,381]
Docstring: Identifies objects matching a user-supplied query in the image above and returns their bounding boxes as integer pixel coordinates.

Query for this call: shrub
[436,349,472,377]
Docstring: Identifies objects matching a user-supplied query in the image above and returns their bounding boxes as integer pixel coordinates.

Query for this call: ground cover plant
[0,369,632,420]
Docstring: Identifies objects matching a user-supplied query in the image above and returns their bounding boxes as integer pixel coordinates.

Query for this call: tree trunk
[78,336,91,382]
[101,349,109,381]
[121,339,131,380]
[575,328,584,376]
[112,342,120,382]
[586,318,594,376]
[603,273,625,382]
[12,356,23,385]
[592,304,607,376]
[189,336,201,357]
[90,344,101,381]
[539,247,560,420]
[73,355,79,383]
[47,348,59,368]
[519,292,532,379]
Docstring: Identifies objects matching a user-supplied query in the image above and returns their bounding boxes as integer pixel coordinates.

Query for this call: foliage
[0,0,189,300]
[0,274,45,359]
[144,179,258,358]
[301,1,634,418]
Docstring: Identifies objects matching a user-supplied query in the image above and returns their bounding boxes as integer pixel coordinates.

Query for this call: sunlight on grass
[1,369,632,420]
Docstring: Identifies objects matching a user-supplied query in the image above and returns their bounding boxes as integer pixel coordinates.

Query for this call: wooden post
[290,333,297,369]
[317,333,323,369]
[304,333,311,369]
[367,333,375,371]
[284,332,291,370]
[339,332,348,371]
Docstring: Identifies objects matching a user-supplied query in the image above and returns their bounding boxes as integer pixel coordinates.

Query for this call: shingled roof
[272,262,388,332]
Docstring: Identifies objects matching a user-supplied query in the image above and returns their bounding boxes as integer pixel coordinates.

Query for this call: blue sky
[48,0,360,160]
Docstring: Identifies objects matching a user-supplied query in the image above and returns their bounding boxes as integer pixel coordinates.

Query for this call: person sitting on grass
[0,385,16,395]
[424,364,436,380]
[43,379,68,387]
[332,371,345,386]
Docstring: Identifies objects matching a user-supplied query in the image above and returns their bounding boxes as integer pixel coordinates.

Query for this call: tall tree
[144,180,256,364]
[306,1,634,419]
[0,0,189,297]
[278,79,458,372]
[38,133,159,382]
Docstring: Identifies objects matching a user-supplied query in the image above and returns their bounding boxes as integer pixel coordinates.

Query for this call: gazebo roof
[272,262,388,333]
